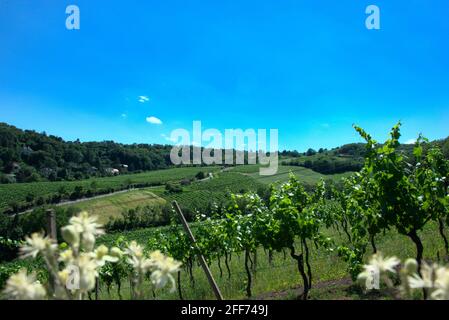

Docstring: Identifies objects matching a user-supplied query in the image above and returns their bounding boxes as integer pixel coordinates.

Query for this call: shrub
[195,171,206,180]
[165,183,182,194]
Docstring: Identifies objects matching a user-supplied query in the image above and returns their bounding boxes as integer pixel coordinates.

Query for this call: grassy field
[60,188,166,224]
[96,221,447,300]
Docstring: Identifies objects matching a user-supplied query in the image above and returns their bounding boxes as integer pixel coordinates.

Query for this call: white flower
[4,210,126,300]
[61,225,80,247]
[357,268,376,289]
[91,245,118,266]
[59,249,74,264]
[148,250,181,292]
[404,258,418,274]
[407,262,449,300]
[151,269,176,291]
[358,253,400,290]
[124,245,181,293]
[431,267,449,300]
[3,269,46,300]
[125,241,143,258]
[407,261,437,290]
[125,241,147,272]
[77,253,99,293]
[58,268,70,285]
[69,211,104,251]
[110,247,124,259]
[366,252,400,274]
[20,233,56,259]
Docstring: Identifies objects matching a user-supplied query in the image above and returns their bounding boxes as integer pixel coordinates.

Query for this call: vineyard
[95,221,443,300]
[154,172,265,215]
[234,164,353,185]
[1,124,449,300]
[0,166,221,214]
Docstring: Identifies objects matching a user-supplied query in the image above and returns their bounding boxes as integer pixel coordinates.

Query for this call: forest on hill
[0,122,174,183]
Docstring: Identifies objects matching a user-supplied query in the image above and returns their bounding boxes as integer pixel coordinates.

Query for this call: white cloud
[138,96,149,103]
[405,138,417,145]
[161,133,177,143]
[146,116,162,125]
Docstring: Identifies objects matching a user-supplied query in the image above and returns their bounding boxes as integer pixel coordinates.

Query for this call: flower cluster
[125,241,181,299]
[2,211,181,300]
[358,252,449,300]
[3,269,46,300]
[357,252,400,289]
[407,261,449,300]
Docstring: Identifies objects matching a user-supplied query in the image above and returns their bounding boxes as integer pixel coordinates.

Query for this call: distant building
[105,168,120,175]
[11,162,21,172]
[88,167,98,174]
[21,146,33,156]
[4,174,16,183]
[40,167,55,178]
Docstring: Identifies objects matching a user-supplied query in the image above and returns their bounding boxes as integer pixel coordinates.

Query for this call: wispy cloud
[121,113,127,119]
[405,138,417,145]
[146,116,162,125]
[161,133,177,143]
[138,95,149,103]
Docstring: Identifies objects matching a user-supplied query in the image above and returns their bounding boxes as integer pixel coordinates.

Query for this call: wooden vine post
[46,209,57,240]
[172,201,224,300]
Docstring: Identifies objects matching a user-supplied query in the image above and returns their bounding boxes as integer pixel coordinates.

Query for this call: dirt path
[254,277,353,300]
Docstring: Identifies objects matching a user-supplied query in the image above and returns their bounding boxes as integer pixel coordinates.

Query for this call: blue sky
[0,0,448,151]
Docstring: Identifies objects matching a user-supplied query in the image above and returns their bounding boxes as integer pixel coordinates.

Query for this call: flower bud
[61,225,79,247]
[110,247,123,259]
[356,272,368,286]
[59,249,74,263]
[404,258,418,274]
[95,245,109,260]
[58,269,70,284]
[81,233,95,251]
[79,272,96,292]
